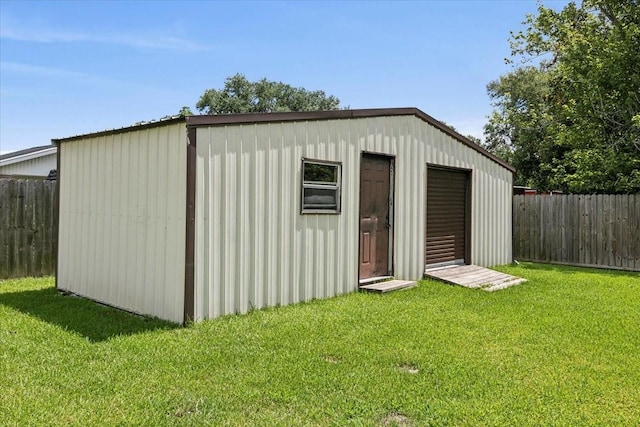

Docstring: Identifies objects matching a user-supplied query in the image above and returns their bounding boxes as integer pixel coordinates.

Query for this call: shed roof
[53,108,514,172]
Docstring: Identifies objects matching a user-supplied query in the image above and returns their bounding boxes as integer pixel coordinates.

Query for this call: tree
[484,0,640,193]
[178,106,193,117]
[484,67,555,187]
[196,74,341,114]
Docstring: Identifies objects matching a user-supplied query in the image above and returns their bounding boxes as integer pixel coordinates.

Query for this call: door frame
[358,152,395,283]
[424,164,472,267]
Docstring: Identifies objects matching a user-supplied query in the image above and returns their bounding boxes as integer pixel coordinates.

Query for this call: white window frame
[301,158,342,214]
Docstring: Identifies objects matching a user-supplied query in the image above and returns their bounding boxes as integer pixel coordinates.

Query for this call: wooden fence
[0,178,57,279]
[513,194,640,271]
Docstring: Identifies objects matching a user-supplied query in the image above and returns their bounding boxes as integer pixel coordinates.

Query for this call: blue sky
[0,0,567,153]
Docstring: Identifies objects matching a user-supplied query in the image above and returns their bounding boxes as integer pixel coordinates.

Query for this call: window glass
[304,163,337,184]
[302,160,341,213]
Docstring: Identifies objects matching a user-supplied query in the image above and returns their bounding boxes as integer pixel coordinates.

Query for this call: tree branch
[598,5,619,26]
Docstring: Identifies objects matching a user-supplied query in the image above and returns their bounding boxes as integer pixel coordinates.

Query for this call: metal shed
[54,108,514,323]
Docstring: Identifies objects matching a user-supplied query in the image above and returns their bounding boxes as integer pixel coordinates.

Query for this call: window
[301,159,341,213]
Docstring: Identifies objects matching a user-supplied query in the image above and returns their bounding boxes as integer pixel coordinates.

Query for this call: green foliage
[303,162,337,183]
[196,73,341,114]
[2,267,640,425]
[177,106,193,117]
[485,0,640,193]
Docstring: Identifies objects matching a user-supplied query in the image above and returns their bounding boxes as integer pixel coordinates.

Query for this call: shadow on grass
[0,287,179,342]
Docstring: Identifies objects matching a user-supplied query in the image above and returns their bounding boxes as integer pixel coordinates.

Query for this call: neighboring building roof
[0,145,57,167]
[52,108,514,172]
[513,186,537,195]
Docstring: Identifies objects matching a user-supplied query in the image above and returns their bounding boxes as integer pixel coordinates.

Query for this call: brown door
[359,154,392,279]
[426,167,468,266]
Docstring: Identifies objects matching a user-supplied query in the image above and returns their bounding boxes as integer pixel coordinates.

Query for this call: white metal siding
[0,153,57,176]
[57,123,187,323]
[194,115,512,320]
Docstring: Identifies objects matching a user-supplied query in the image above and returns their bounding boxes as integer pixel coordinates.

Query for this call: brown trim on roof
[183,127,196,324]
[412,109,514,173]
[53,117,186,143]
[185,108,417,127]
[185,108,514,172]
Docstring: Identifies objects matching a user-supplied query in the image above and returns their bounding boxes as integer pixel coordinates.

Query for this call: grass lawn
[1,263,639,426]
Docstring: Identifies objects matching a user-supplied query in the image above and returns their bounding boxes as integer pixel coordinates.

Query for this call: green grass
[1,263,639,426]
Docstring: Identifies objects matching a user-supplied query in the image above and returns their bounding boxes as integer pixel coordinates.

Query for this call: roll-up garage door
[426,167,468,266]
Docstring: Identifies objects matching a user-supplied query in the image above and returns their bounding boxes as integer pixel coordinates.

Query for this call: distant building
[513,186,564,195]
[0,145,57,178]
[513,185,537,196]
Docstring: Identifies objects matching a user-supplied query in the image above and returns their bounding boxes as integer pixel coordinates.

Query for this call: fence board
[584,195,591,265]
[513,194,640,272]
[542,196,550,261]
[589,195,602,264]
[0,178,57,279]
[610,195,616,267]
[552,196,560,261]
[613,195,621,267]
[578,195,585,265]
[595,195,604,267]
[591,195,597,264]
[620,195,629,268]
[532,196,540,261]
[518,195,527,260]
[629,194,640,271]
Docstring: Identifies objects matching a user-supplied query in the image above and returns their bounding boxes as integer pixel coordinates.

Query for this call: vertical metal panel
[195,115,512,321]
[196,120,356,320]
[0,153,57,176]
[57,123,187,322]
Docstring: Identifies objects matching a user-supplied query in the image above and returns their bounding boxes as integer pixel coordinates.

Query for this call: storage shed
[54,108,514,323]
